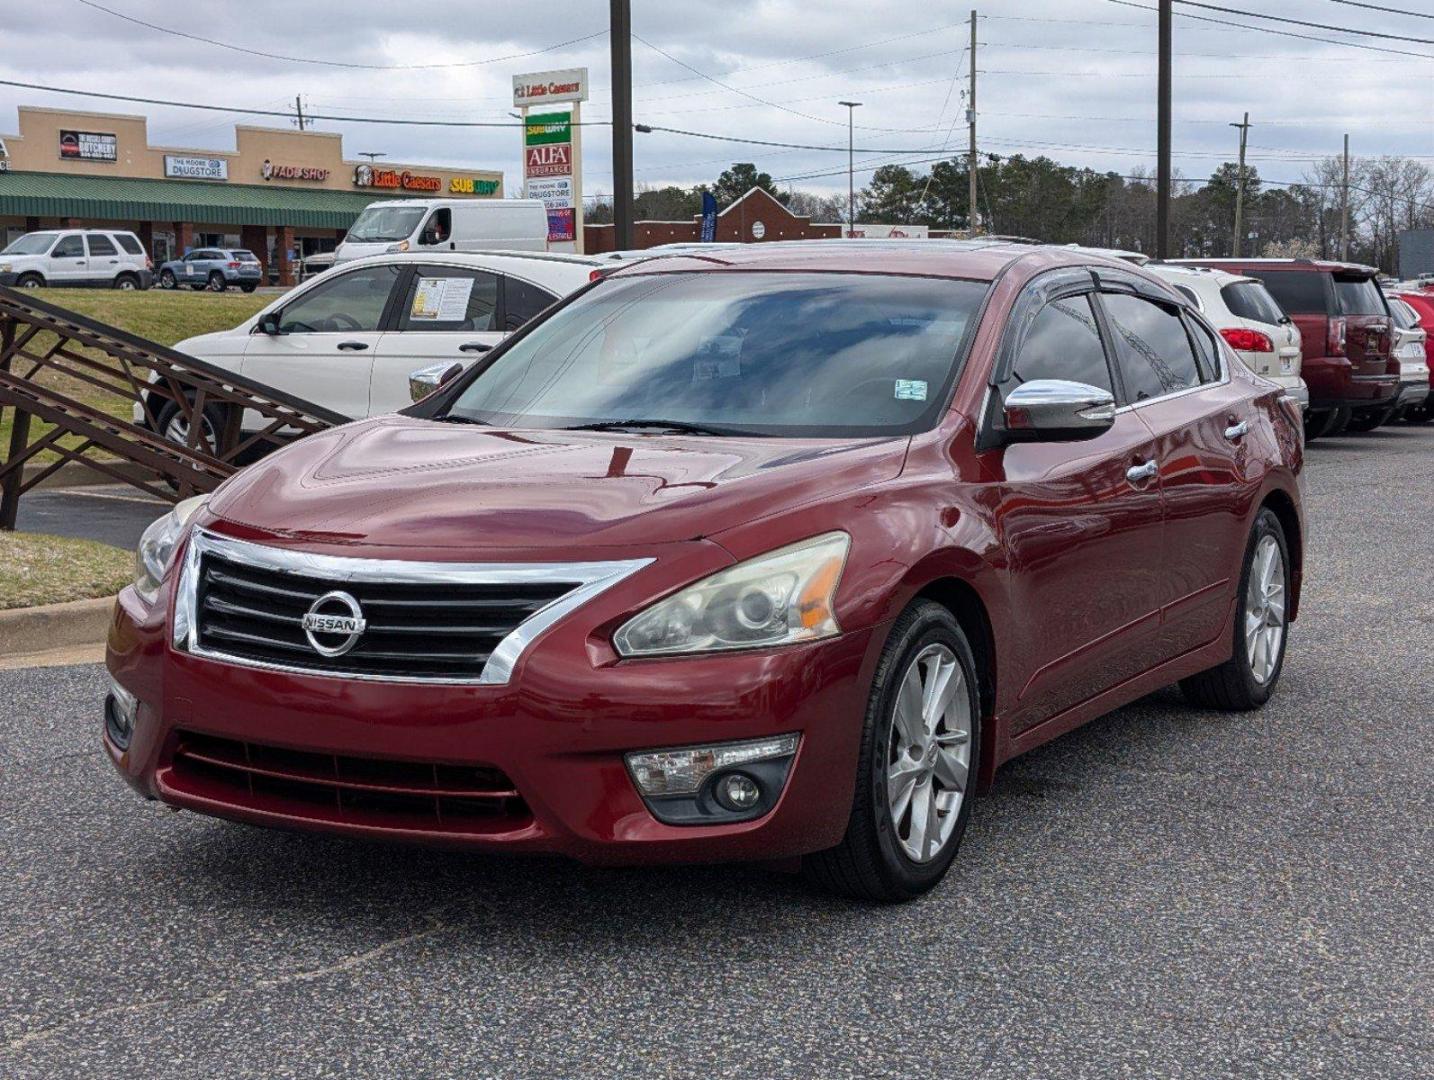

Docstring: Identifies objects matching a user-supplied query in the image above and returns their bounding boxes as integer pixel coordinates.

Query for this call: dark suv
[1174,259,1398,438]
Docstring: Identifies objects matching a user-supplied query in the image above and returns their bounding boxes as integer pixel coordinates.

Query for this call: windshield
[1335,277,1387,317]
[1221,281,1286,326]
[442,271,988,437]
[346,206,426,243]
[3,232,57,256]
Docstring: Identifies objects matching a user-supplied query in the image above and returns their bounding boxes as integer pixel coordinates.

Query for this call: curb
[21,459,159,491]
[0,595,114,658]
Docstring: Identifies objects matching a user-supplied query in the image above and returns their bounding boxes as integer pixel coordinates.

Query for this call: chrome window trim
[172,528,652,686]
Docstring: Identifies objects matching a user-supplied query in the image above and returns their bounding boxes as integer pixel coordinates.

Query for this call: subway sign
[449,176,500,196]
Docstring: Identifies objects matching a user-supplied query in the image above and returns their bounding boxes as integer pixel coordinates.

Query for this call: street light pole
[1156,0,1172,259]
[610,0,635,250]
[839,101,861,236]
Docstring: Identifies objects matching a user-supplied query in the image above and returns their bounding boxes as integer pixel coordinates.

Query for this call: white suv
[0,229,153,290]
[1149,264,1308,410]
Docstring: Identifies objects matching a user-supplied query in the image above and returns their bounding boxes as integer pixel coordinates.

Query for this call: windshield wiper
[560,418,753,437]
[432,414,492,426]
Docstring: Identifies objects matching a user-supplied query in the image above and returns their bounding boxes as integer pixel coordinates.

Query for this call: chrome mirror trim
[173,528,652,686]
[1002,379,1116,441]
[409,361,464,403]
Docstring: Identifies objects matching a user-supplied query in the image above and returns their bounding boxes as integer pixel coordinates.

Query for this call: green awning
[0,171,415,229]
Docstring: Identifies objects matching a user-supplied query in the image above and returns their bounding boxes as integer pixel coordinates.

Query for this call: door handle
[336,340,369,351]
[1126,460,1158,484]
[1224,420,1249,440]
[459,342,492,353]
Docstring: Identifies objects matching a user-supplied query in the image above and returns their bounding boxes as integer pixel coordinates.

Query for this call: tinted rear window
[232,250,258,261]
[1334,277,1387,317]
[1388,297,1418,329]
[1245,270,1329,315]
[1221,281,1285,325]
[114,234,144,255]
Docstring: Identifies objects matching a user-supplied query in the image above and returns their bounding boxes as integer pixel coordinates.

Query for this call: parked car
[0,229,152,290]
[1383,293,1431,424]
[157,248,263,293]
[1174,259,1398,439]
[1149,264,1308,411]
[144,250,602,449]
[107,242,1304,901]
[1388,290,1434,423]
[333,198,549,264]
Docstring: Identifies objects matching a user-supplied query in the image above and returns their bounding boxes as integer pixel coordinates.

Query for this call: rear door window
[396,268,499,332]
[1101,293,1202,401]
[1221,281,1285,325]
[1334,277,1387,316]
[1245,270,1329,315]
[1009,294,1115,396]
[85,234,118,256]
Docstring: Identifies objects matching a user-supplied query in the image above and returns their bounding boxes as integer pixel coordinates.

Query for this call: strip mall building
[0,107,505,284]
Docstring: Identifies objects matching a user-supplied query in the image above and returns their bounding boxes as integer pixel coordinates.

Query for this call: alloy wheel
[886,643,972,863]
[1244,535,1286,684]
[164,413,217,455]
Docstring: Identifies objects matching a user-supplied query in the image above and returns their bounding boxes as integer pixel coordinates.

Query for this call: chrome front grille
[173,529,651,684]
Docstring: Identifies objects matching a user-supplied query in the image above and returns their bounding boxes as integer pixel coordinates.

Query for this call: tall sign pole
[610,0,634,250]
[839,101,862,236]
[969,9,979,235]
[1156,0,1172,259]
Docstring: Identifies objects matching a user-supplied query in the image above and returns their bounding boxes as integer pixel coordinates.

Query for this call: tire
[113,273,140,291]
[1325,407,1352,436]
[155,398,228,458]
[159,270,176,289]
[207,272,226,292]
[1303,409,1334,441]
[1180,508,1291,711]
[15,273,44,289]
[1402,402,1431,424]
[803,600,982,902]
[240,284,257,294]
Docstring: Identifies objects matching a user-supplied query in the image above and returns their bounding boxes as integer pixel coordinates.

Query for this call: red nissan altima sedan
[104,242,1304,901]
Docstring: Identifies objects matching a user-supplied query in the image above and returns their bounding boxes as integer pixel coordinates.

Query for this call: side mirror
[255,311,283,336]
[409,361,464,403]
[1001,379,1116,443]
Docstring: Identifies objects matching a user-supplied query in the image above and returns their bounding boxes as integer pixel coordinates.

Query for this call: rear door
[369,265,506,414]
[987,274,1168,735]
[241,262,405,421]
[84,233,122,284]
[1099,286,1256,657]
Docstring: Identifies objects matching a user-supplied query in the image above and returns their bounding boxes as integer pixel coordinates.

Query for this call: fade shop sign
[524,112,575,243]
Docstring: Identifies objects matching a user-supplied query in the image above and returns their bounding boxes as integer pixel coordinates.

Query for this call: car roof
[1148,264,1254,287]
[601,238,1103,282]
[1173,257,1380,276]
[335,249,605,270]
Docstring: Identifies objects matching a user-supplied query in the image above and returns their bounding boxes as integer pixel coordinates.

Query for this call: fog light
[716,772,761,811]
[626,734,798,798]
[106,678,139,751]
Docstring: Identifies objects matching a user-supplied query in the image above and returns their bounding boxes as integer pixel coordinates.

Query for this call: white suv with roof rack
[1149,264,1308,410]
[0,228,153,290]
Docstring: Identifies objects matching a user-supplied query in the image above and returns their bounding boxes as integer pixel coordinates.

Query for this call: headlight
[0,263,11,273]
[613,532,850,657]
[134,495,207,604]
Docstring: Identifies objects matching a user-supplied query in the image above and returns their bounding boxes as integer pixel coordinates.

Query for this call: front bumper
[0,271,21,287]
[104,579,880,864]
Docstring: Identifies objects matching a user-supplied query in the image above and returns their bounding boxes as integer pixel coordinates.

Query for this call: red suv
[105,244,1305,901]
[1174,259,1398,438]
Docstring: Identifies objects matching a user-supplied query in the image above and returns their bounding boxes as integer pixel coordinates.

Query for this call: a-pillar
[274,226,296,286]
[173,221,194,256]
[240,225,268,280]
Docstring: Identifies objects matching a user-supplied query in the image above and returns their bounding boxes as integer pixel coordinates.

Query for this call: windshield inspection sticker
[410,277,475,321]
[894,379,928,401]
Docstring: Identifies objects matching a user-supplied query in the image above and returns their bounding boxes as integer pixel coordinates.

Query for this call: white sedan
[149,251,603,446]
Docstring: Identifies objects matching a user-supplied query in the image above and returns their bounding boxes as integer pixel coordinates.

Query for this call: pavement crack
[3,904,462,1053]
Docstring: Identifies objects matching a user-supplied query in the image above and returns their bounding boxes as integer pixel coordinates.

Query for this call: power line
[71,0,607,70]
[1108,0,1434,60]
[1170,0,1434,45]
[1323,0,1434,19]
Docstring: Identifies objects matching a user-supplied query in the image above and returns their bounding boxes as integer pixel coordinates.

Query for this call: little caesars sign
[514,68,587,250]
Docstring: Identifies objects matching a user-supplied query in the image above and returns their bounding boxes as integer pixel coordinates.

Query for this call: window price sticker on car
[894,379,928,401]
[411,277,475,321]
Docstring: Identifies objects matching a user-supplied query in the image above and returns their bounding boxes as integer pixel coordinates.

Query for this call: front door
[989,288,1168,735]
[241,263,405,422]
[45,234,88,284]
[370,265,505,414]
[1098,290,1254,658]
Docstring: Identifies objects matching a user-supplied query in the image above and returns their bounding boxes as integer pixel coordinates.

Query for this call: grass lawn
[0,529,133,609]
[0,287,269,463]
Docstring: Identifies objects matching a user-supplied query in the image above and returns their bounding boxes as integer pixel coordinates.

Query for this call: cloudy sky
[2,0,1430,201]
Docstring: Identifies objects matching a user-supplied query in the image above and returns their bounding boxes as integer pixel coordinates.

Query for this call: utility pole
[294,95,306,131]
[1231,112,1251,257]
[968,9,979,235]
[839,101,861,236]
[1156,0,1172,259]
[610,0,634,250]
[1341,133,1351,261]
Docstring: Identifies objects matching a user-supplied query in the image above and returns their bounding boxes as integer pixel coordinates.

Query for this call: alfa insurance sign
[523,110,575,242]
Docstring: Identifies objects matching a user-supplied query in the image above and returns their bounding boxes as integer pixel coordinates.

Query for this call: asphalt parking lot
[1,426,1431,1079]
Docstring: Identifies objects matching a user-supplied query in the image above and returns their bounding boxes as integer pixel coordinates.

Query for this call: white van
[334,199,548,264]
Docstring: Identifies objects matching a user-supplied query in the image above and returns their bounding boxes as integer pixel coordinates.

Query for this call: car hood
[206,415,908,550]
